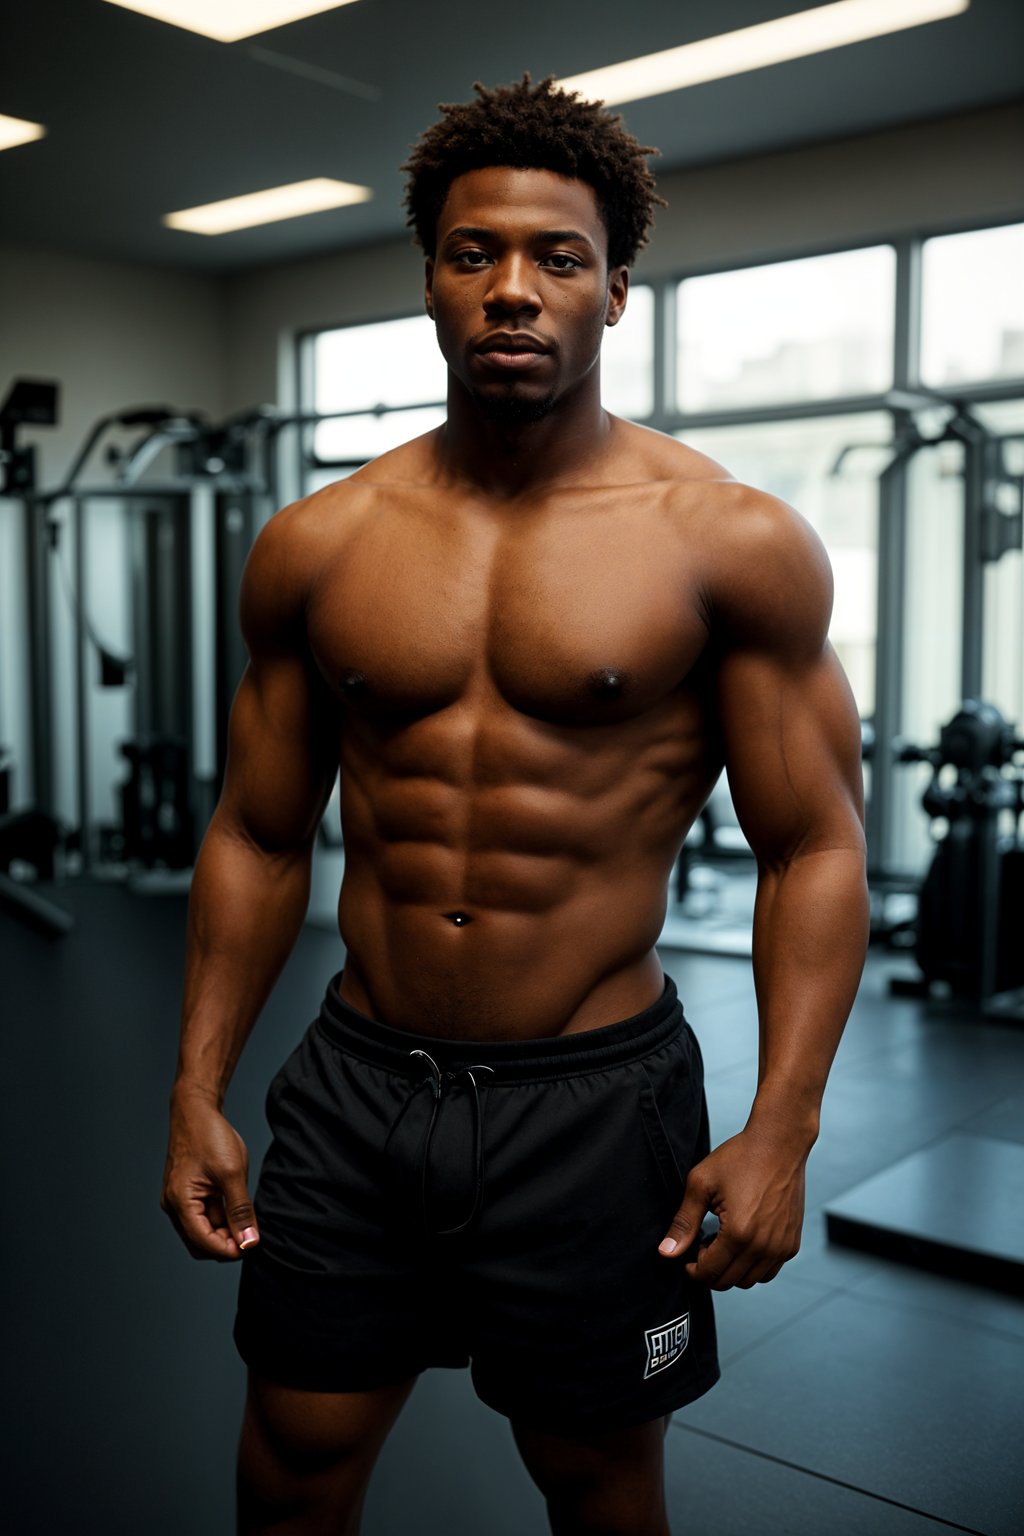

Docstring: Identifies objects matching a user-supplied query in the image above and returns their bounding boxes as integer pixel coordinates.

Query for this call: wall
[637,100,1024,279]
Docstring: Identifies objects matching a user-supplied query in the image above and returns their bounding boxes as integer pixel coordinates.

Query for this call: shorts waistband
[317,972,685,1083]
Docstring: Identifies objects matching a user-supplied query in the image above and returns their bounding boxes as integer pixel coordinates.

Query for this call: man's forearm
[173,814,315,1108]
[746,844,869,1147]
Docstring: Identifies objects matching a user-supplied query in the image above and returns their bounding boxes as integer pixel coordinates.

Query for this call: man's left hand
[657,1126,809,1289]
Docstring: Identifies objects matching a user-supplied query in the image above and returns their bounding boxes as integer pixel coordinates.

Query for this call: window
[680,414,885,717]
[602,284,654,419]
[676,247,896,412]
[921,223,1024,387]
[311,314,446,466]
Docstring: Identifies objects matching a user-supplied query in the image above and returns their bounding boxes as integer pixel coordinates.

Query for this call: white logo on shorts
[643,1312,690,1378]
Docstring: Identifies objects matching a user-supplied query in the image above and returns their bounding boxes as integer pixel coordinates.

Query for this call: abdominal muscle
[333,698,716,1040]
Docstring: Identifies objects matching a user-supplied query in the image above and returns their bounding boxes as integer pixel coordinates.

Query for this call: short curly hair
[402,75,664,269]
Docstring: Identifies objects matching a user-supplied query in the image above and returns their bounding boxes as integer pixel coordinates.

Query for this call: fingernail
[659,1238,678,1255]
[238,1228,259,1249]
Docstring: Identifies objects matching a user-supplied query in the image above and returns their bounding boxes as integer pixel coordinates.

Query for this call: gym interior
[2,3,1024,1533]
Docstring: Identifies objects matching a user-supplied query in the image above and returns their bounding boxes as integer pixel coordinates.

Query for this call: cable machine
[837,397,1024,1016]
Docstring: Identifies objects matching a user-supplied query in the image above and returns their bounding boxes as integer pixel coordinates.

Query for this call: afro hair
[402,74,664,269]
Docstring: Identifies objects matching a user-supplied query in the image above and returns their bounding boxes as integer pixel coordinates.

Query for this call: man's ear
[605,265,629,329]
[425,258,435,321]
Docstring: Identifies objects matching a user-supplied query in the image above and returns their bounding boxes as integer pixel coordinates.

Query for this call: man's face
[425,166,628,424]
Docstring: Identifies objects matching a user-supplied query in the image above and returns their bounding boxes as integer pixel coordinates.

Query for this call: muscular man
[162,77,869,1536]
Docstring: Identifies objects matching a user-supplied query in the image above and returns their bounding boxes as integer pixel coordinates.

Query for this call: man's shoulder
[698,484,831,652]
[611,425,831,648]
[617,423,809,538]
[613,419,733,493]
[254,464,404,563]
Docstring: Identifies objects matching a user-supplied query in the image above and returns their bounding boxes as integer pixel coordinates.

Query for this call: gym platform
[825,1132,1024,1294]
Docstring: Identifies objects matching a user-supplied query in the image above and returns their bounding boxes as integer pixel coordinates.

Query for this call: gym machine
[835,400,1024,956]
[0,378,73,933]
[0,393,283,926]
[891,700,1024,1019]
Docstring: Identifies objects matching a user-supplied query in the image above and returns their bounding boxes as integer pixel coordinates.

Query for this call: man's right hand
[161,1086,260,1261]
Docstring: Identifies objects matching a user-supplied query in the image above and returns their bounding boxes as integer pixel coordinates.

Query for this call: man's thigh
[511,1412,673,1536]
[237,1370,418,1535]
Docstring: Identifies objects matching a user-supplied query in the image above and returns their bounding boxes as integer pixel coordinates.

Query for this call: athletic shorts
[234,972,719,1433]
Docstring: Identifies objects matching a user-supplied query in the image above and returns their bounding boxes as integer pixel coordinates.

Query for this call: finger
[659,1183,709,1258]
[164,1195,238,1262]
[708,1249,783,1291]
[219,1173,260,1252]
[685,1230,741,1287]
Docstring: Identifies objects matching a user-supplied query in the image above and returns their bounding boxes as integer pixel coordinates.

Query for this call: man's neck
[437,380,614,500]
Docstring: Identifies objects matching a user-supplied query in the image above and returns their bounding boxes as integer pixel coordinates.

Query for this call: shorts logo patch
[643,1312,689,1379]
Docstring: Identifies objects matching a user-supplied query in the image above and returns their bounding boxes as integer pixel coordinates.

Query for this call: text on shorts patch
[643,1311,689,1378]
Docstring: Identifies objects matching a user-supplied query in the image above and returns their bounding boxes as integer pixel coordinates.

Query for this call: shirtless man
[161,77,869,1536]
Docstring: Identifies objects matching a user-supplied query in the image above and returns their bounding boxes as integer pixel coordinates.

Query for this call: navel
[442,911,473,927]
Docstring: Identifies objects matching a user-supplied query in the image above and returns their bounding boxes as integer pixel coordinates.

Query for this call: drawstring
[408,1049,495,1236]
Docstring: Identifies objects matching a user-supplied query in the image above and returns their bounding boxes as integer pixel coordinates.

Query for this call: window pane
[315,406,446,463]
[977,398,1024,735]
[602,284,653,419]
[676,248,895,411]
[921,224,1024,387]
[678,414,885,718]
[314,314,446,415]
[896,435,965,874]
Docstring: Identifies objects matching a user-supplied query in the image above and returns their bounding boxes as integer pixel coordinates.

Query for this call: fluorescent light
[0,113,46,152]
[102,2,360,44]
[559,0,970,105]
[163,177,372,234]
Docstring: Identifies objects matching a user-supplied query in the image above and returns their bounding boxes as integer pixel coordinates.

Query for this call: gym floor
[4,879,1023,1536]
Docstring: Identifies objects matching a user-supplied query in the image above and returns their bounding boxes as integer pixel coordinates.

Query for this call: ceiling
[1,0,1022,274]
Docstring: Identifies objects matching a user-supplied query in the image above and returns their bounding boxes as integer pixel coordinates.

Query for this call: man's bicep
[717,642,865,867]
[216,513,339,853]
[217,651,339,854]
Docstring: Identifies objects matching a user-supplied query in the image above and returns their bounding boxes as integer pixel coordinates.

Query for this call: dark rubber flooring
[2,878,1023,1535]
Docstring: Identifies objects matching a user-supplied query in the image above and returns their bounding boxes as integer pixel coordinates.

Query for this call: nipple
[589,668,628,698]
[340,669,367,694]
[443,911,472,927]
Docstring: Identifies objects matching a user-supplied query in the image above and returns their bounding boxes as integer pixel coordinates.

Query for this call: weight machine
[0,378,72,933]
[835,397,1024,1016]
[0,385,365,930]
[892,699,1024,1018]
[0,387,284,929]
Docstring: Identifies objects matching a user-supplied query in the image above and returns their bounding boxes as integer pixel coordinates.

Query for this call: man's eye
[457,250,490,265]
[544,254,581,271]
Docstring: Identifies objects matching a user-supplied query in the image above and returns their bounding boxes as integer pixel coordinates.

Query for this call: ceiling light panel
[559,0,970,105]
[102,2,361,44]
[164,178,372,235]
[0,113,47,152]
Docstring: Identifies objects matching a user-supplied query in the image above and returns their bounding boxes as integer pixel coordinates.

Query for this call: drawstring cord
[408,1049,495,1236]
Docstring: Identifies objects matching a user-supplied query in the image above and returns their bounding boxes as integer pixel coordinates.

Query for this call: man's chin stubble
[472,387,558,425]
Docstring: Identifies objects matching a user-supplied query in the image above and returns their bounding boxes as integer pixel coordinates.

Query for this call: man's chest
[305,505,710,724]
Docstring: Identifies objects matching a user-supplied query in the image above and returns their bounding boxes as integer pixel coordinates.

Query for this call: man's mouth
[476,333,550,370]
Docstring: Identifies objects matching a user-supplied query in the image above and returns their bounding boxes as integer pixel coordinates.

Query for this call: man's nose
[483,254,541,316]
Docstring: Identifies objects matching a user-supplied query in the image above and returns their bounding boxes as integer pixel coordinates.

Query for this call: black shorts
[234,973,720,1433]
